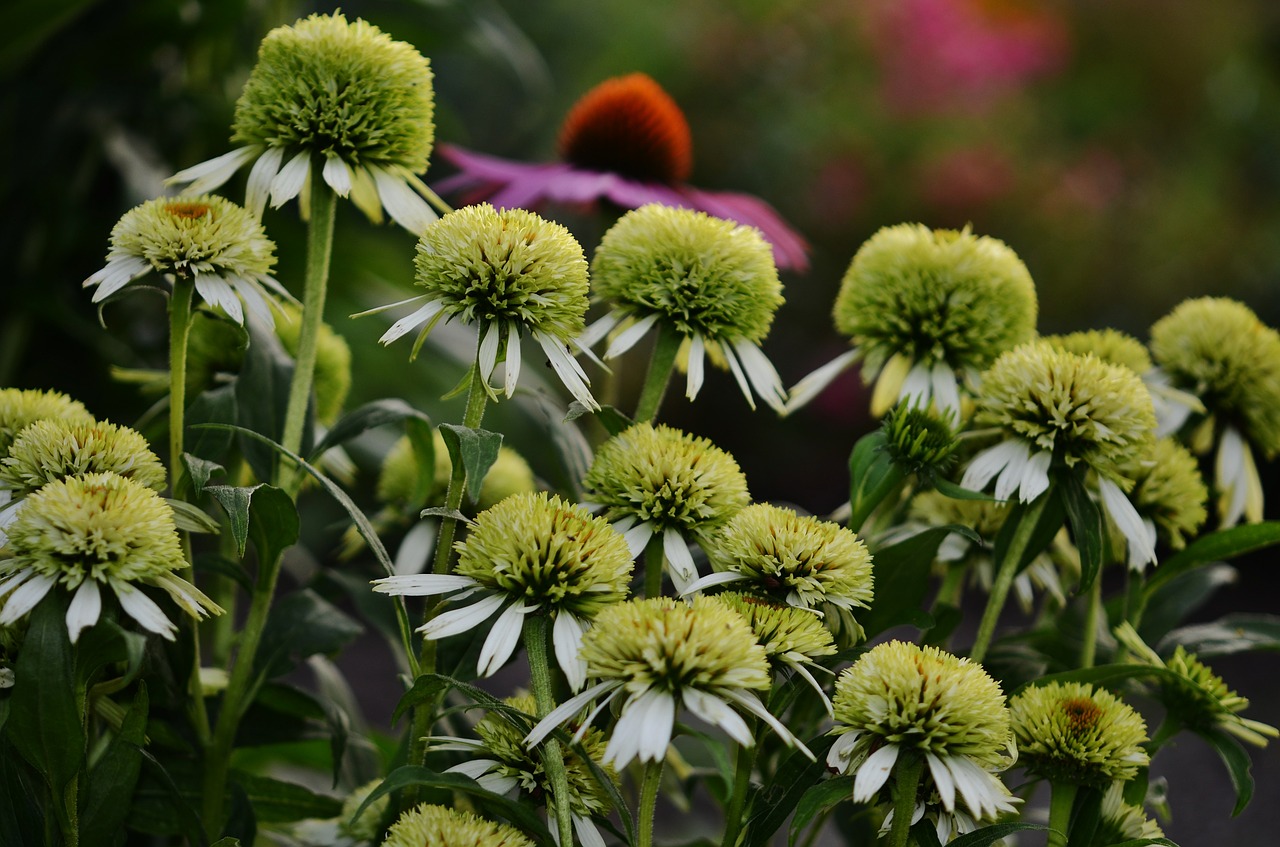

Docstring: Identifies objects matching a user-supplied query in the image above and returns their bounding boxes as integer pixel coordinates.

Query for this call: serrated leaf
[862,525,979,638]
[788,776,853,845]
[1145,521,1280,595]
[181,454,225,495]
[1199,728,1254,815]
[81,683,148,844]
[205,483,298,564]
[566,402,632,436]
[310,398,432,458]
[1062,472,1105,591]
[256,590,363,679]
[1160,613,1280,657]
[419,507,471,523]
[438,423,503,505]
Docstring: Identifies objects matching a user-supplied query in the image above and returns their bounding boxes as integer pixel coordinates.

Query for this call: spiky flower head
[455,492,631,617]
[710,592,836,666]
[1150,297,1280,455]
[1045,329,1152,375]
[383,804,533,847]
[1,420,166,495]
[882,404,959,481]
[1010,681,1149,786]
[834,223,1037,380]
[974,341,1156,483]
[592,204,783,345]
[275,302,351,426]
[909,491,1009,543]
[377,432,535,514]
[338,780,388,843]
[1124,438,1207,550]
[584,423,749,535]
[0,389,94,457]
[1092,782,1163,846]
[1113,623,1278,748]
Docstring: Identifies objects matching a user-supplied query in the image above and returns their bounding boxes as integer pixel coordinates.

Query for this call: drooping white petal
[788,661,834,717]
[553,611,588,692]
[871,353,914,417]
[370,165,437,234]
[1216,426,1257,527]
[446,758,499,780]
[393,519,439,576]
[0,572,55,625]
[606,688,675,766]
[960,439,1026,494]
[719,340,758,411]
[604,313,659,360]
[1128,517,1159,571]
[683,688,753,746]
[269,151,312,208]
[372,573,476,596]
[322,156,353,197]
[662,527,698,593]
[538,333,600,411]
[926,751,956,811]
[151,572,222,618]
[525,680,621,747]
[719,689,814,760]
[476,771,521,795]
[826,730,863,772]
[477,602,532,677]
[1098,476,1156,567]
[0,568,35,600]
[111,579,178,640]
[86,256,150,301]
[194,276,244,325]
[618,520,655,559]
[245,146,284,218]
[379,299,447,345]
[478,322,502,389]
[0,498,25,546]
[572,813,607,847]
[419,592,505,639]
[578,312,621,352]
[1018,449,1053,504]
[993,441,1033,502]
[899,361,933,409]
[784,348,861,416]
[734,339,788,413]
[929,360,961,420]
[946,756,1017,819]
[852,743,900,803]
[503,322,522,398]
[686,333,706,400]
[680,570,748,596]
[167,145,259,194]
[228,277,275,328]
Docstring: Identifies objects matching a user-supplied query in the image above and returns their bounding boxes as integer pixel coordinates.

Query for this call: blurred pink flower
[434,73,810,271]
[862,0,1070,115]
[917,144,1016,212]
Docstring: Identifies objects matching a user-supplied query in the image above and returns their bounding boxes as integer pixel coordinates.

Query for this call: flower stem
[637,758,666,847]
[1046,781,1079,847]
[886,751,924,847]
[277,165,338,494]
[634,323,682,422]
[971,492,1051,663]
[524,615,576,847]
[721,719,759,847]
[1079,570,1103,669]
[168,276,195,491]
[643,536,665,599]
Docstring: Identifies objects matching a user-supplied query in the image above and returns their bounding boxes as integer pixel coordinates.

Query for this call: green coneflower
[881,404,959,482]
[961,341,1158,566]
[827,641,1018,822]
[1111,438,1207,570]
[1090,781,1163,846]
[788,223,1037,418]
[372,492,631,689]
[582,422,749,591]
[1045,329,1152,374]
[526,596,809,767]
[83,195,288,326]
[0,389,95,458]
[0,472,221,642]
[431,693,616,845]
[1149,297,1280,525]
[365,203,596,409]
[1113,622,1278,747]
[689,503,874,643]
[169,12,438,234]
[583,204,788,412]
[1010,681,1149,787]
[383,804,534,847]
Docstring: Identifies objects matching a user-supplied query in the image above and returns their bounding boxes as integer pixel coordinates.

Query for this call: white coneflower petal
[0,573,55,625]
[504,322,522,398]
[66,579,103,643]
[930,361,961,419]
[604,313,659,360]
[684,688,753,745]
[112,579,178,640]
[168,145,260,194]
[245,145,285,217]
[421,593,506,639]
[194,277,244,325]
[662,526,698,592]
[926,752,956,811]
[370,164,437,235]
[86,256,150,302]
[853,744,900,803]
[477,602,531,678]
[478,322,502,390]
[784,348,862,417]
[735,339,788,413]
[373,573,477,596]
[322,155,354,197]
[686,333,706,400]
[379,299,446,346]
[553,611,589,692]
[1099,477,1156,568]
[961,440,1028,493]
[993,441,1033,502]
[539,334,600,411]
[270,150,312,208]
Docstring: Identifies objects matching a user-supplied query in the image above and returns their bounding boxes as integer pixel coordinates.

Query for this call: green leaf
[862,525,979,638]
[788,776,852,845]
[438,423,503,505]
[1161,613,1280,657]
[75,619,147,688]
[232,771,342,822]
[567,402,633,436]
[236,321,311,481]
[1145,521,1280,595]
[128,752,208,843]
[1198,728,1254,815]
[81,683,149,844]
[0,737,44,846]
[1062,472,1105,591]
[1139,564,1237,643]
[910,821,945,847]
[166,497,222,534]
[4,593,84,792]
[1102,839,1180,846]
[847,430,906,532]
[743,736,836,847]
[184,384,238,465]
[947,822,1045,847]
[205,483,299,563]
[310,398,432,459]
[256,590,363,679]
[181,453,225,495]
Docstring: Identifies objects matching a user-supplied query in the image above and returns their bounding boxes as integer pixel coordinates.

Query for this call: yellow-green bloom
[583,423,749,591]
[1150,297,1280,525]
[0,389,95,458]
[691,504,874,643]
[368,204,597,410]
[169,12,438,233]
[1045,329,1152,374]
[0,473,221,642]
[1114,623,1278,747]
[827,641,1018,821]
[372,492,631,689]
[83,195,287,326]
[584,204,788,412]
[962,341,1158,566]
[526,596,809,767]
[383,804,534,847]
[788,223,1037,418]
[1010,681,1149,787]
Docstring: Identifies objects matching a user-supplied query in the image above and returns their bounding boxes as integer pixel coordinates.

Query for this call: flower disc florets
[710,592,836,665]
[592,204,783,344]
[1125,438,1207,549]
[833,223,1037,376]
[1,420,166,495]
[833,641,1011,764]
[1010,681,1149,786]
[581,596,770,697]
[584,423,749,534]
[107,195,275,283]
[1045,329,1152,374]
[1150,297,1280,455]
[233,12,434,175]
[383,804,533,847]
[0,389,94,457]
[975,341,1156,482]
[455,492,631,617]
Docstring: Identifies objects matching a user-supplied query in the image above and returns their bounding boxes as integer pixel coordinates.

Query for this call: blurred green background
[4,0,1280,841]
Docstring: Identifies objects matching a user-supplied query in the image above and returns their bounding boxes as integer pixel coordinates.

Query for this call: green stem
[637,758,665,847]
[168,277,195,491]
[1079,570,1103,669]
[278,165,338,493]
[886,751,924,847]
[634,323,682,422]
[1046,781,1079,847]
[970,492,1051,663]
[643,536,665,599]
[524,616,576,847]
[55,776,79,847]
[721,719,759,847]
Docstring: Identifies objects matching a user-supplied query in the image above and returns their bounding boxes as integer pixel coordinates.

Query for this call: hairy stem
[971,492,1050,663]
[721,719,760,847]
[643,536,665,599]
[637,758,666,847]
[525,615,576,847]
[634,323,681,423]
[1046,781,1079,847]
[886,751,924,847]
[1080,570,1104,669]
